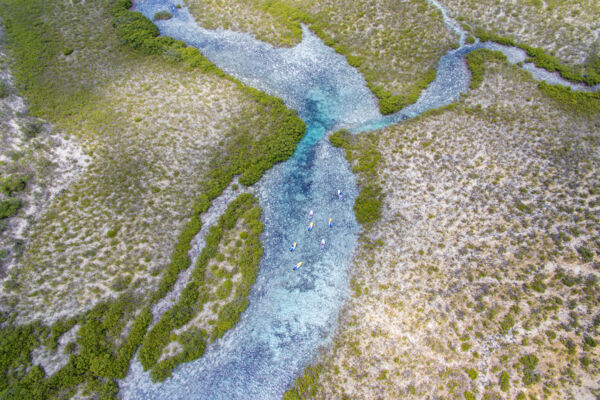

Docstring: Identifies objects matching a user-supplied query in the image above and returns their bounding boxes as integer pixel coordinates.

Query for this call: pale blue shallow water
[120,1,599,399]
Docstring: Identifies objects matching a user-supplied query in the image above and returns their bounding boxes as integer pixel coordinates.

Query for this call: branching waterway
[120,1,599,398]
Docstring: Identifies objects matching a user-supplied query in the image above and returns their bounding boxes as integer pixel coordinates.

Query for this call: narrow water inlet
[120,1,599,398]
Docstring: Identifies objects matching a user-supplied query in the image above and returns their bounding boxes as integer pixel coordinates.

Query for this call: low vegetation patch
[153,11,173,21]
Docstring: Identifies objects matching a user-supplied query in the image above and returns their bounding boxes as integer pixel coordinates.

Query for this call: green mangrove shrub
[0,175,27,196]
[465,49,507,90]
[330,130,383,228]
[153,11,172,21]
[0,199,21,219]
[282,364,323,400]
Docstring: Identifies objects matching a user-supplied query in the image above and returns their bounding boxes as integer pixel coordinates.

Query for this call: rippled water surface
[120,1,599,398]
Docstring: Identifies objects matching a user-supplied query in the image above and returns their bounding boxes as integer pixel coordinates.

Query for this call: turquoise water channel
[120,1,599,398]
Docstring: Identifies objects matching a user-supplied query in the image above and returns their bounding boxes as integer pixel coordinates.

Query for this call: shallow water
[120,1,599,398]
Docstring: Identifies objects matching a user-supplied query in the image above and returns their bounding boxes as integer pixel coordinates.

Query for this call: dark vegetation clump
[0,82,9,98]
[519,354,540,385]
[282,364,323,400]
[0,0,305,396]
[0,299,151,399]
[537,81,600,116]
[0,198,21,219]
[153,11,172,21]
[22,120,43,139]
[369,68,436,115]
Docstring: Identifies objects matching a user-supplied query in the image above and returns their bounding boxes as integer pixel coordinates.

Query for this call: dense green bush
[519,354,540,385]
[282,364,323,399]
[45,316,78,351]
[0,295,152,399]
[113,11,160,53]
[538,81,600,116]
[465,49,507,90]
[0,324,42,393]
[368,68,436,115]
[150,329,206,381]
[583,335,597,348]
[0,198,21,219]
[465,368,478,380]
[353,184,382,226]
[152,215,202,303]
[0,175,27,196]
